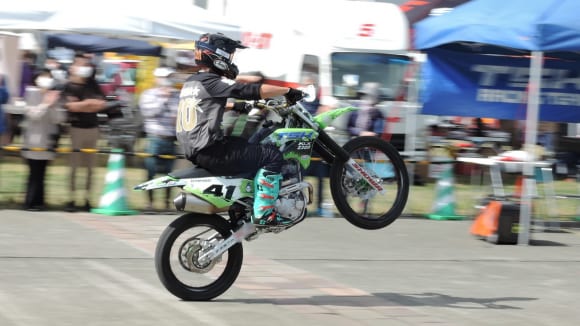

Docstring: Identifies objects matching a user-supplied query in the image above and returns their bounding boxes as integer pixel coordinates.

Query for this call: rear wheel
[330,136,409,230]
[155,213,243,301]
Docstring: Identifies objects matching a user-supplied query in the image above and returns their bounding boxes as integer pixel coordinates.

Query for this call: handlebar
[253,100,288,112]
[247,93,310,119]
[246,97,318,129]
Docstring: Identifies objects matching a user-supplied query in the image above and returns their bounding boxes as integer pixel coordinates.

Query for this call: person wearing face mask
[139,66,180,212]
[62,53,107,212]
[44,57,68,88]
[21,69,65,211]
[347,82,385,138]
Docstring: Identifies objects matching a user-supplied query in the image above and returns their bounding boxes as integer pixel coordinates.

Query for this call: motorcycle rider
[176,33,304,226]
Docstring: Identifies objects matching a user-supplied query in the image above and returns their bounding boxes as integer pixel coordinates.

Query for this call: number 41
[203,185,236,200]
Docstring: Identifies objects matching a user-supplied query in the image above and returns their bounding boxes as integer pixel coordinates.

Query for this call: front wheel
[155,213,243,301]
[330,136,409,230]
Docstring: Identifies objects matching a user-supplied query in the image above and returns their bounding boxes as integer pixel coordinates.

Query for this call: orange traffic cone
[470,200,502,238]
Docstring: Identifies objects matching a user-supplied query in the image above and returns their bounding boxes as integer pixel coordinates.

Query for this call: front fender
[313,106,358,129]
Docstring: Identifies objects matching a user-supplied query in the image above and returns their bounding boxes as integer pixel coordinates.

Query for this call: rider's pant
[191,136,284,175]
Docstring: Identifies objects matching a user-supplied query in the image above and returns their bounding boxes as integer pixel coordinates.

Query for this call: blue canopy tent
[414,0,580,245]
[415,0,580,122]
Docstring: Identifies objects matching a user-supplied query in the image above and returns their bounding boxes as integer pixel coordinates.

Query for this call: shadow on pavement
[374,292,537,310]
[217,292,537,310]
[471,238,568,247]
[530,239,568,246]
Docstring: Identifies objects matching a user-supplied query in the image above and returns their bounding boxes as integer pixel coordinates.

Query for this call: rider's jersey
[176,71,261,161]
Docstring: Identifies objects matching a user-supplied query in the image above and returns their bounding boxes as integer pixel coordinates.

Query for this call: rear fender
[133,175,187,191]
[135,176,253,210]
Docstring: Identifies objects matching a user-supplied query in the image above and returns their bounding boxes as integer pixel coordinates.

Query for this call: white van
[234,1,430,153]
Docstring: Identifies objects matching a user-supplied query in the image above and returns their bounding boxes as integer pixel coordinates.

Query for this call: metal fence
[1,143,578,220]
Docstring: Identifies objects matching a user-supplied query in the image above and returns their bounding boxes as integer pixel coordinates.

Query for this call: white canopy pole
[518,51,543,246]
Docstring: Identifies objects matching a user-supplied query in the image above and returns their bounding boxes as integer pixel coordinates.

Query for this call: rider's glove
[232,101,252,114]
[284,88,305,105]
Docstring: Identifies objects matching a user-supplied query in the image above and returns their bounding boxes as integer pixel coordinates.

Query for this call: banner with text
[420,48,580,122]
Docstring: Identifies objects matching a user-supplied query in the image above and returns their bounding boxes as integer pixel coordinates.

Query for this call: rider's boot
[252,168,293,226]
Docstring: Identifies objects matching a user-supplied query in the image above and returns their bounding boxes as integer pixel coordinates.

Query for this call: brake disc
[178,238,221,274]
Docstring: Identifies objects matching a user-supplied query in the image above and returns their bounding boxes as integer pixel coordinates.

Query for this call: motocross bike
[134,96,409,301]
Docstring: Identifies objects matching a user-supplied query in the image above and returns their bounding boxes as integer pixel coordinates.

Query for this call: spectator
[471,117,485,137]
[0,74,9,146]
[139,67,179,212]
[62,54,107,212]
[43,57,68,87]
[43,57,69,146]
[300,73,321,116]
[300,73,332,217]
[19,51,37,98]
[537,121,558,153]
[8,51,37,144]
[21,70,65,211]
[347,82,384,138]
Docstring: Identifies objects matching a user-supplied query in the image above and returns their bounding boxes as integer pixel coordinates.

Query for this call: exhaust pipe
[173,192,228,214]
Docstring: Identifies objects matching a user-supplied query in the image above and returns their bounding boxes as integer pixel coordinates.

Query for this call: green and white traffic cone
[91,149,137,216]
[426,164,463,220]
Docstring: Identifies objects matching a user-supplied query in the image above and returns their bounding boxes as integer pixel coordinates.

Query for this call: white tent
[0,1,241,41]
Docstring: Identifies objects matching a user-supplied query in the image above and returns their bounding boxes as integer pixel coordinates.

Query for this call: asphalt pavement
[0,210,579,326]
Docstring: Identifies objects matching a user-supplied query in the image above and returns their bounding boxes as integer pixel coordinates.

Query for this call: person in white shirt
[139,67,179,212]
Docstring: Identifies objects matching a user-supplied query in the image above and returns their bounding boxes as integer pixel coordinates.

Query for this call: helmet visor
[196,41,232,62]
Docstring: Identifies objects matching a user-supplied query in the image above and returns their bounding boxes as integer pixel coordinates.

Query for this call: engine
[270,156,314,223]
[276,182,312,223]
[280,160,301,181]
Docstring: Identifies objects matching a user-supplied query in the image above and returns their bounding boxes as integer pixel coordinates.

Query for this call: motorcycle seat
[168,166,253,179]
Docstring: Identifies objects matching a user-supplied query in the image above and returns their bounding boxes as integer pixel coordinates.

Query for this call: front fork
[344,159,386,194]
[316,130,386,194]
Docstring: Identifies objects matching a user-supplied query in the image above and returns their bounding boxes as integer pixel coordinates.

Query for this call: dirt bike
[134,95,409,301]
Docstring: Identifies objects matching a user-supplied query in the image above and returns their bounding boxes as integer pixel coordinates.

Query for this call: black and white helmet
[194,33,246,79]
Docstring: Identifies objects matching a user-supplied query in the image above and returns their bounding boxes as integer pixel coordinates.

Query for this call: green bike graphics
[183,178,253,208]
[135,176,253,209]
[263,128,319,169]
